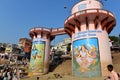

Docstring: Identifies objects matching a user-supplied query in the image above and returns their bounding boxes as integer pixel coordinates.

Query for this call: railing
[30,27,66,36]
[30,27,50,32]
[65,9,115,24]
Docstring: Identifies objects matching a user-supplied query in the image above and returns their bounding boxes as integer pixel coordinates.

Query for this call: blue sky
[0,0,120,45]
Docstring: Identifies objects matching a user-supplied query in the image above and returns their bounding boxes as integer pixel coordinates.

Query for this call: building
[54,38,71,54]
[18,38,32,53]
[0,43,19,54]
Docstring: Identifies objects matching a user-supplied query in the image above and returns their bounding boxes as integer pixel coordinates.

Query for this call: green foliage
[109,36,119,44]
[109,36,118,41]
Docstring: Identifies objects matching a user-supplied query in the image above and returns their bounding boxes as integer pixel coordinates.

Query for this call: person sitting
[105,64,118,80]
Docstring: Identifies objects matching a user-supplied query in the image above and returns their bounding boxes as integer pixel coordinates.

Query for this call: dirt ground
[111,52,120,72]
[21,52,120,80]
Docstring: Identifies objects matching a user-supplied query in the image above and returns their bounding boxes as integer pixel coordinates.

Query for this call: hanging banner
[29,38,45,73]
[73,38,101,77]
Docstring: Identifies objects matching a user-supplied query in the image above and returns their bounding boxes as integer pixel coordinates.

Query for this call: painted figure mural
[29,38,45,73]
[73,38,101,77]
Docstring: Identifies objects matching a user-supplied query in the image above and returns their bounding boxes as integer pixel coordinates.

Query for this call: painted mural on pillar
[73,38,101,77]
[29,38,45,73]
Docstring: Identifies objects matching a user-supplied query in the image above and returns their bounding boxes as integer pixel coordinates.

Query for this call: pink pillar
[29,28,51,76]
[64,0,116,77]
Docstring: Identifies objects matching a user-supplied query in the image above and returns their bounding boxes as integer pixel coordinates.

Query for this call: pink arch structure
[29,0,116,77]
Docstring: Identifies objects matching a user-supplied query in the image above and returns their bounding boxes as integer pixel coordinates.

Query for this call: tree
[109,36,119,45]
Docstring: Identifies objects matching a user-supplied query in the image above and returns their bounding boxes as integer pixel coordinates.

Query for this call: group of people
[0,67,20,80]
[0,52,29,80]
[0,53,9,60]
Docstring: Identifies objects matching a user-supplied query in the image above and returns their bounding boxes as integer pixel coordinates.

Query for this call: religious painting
[29,38,45,73]
[73,38,101,77]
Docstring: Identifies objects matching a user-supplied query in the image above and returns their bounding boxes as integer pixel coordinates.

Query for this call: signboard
[73,38,101,77]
